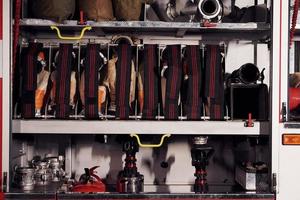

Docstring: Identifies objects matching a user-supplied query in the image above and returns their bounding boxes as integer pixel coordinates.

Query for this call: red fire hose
[13,0,22,83]
[290,0,300,47]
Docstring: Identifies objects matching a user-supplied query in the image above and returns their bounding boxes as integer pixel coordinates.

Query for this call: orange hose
[138,90,144,112]
[98,87,106,112]
[35,89,45,110]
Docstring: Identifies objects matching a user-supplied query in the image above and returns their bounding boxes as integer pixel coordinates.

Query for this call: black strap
[21,42,42,118]
[84,44,101,119]
[142,44,159,119]
[115,44,132,119]
[185,45,202,120]
[165,45,182,120]
[55,44,73,119]
[204,45,224,120]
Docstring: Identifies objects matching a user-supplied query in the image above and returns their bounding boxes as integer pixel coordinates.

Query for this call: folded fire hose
[21,42,43,118]
[82,44,102,119]
[142,44,159,119]
[164,45,182,120]
[204,45,224,120]
[185,45,203,120]
[115,44,133,119]
[54,44,73,119]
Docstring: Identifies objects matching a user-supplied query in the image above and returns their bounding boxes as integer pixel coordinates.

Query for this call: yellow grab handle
[50,25,92,40]
[130,134,171,148]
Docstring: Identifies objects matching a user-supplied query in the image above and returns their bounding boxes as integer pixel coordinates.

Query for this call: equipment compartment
[7,0,275,199]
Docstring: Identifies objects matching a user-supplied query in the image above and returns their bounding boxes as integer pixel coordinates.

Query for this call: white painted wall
[11,135,269,193]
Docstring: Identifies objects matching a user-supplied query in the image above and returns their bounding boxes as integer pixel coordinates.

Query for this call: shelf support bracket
[176,29,187,37]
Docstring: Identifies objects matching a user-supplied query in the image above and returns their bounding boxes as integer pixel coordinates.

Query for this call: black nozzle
[231,63,260,84]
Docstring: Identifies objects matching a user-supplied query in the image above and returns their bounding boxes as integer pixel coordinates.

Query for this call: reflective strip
[0,78,2,189]
[0,0,3,190]
[283,134,300,145]
[0,0,2,40]
[0,41,2,78]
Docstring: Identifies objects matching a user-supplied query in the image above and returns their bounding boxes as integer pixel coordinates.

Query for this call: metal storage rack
[12,19,271,136]
[5,1,277,200]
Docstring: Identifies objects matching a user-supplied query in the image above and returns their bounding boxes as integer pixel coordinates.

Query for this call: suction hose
[231,63,260,84]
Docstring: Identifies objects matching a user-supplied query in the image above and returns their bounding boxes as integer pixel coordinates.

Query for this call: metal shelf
[20,19,270,39]
[12,120,269,135]
[15,19,271,136]
[5,192,275,200]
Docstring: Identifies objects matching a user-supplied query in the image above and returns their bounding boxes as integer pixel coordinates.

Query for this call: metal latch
[244,113,254,127]
[282,102,287,122]
[2,172,7,192]
[272,173,277,193]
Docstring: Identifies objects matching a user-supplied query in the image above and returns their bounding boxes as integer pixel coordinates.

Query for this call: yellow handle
[50,26,92,40]
[130,134,171,148]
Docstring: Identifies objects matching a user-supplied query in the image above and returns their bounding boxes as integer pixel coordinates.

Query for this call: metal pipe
[198,0,222,20]
[180,1,198,15]
[150,0,176,22]
[150,0,234,21]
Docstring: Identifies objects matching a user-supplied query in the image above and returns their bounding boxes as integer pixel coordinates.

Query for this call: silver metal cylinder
[118,175,144,193]
[34,161,52,186]
[46,156,65,182]
[193,136,208,145]
[14,167,35,191]
[198,0,222,20]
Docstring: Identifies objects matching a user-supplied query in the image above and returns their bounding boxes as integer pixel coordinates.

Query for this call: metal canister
[14,167,35,191]
[117,175,144,193]
[45,156,65,182]
[34,161,52,185]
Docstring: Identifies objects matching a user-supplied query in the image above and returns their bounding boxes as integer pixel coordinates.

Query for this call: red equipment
[72,166,106,193]
[289,87,300,110]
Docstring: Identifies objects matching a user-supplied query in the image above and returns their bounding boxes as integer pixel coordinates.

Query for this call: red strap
[13,0,22,83]
[21,43,42,118]
[185,45,202,120]
[84,44,101,119]
[165,45,182,120]
[55,44,73,119]
[142,44,158,119]
[204,45,224,120]
[115,44,132,119]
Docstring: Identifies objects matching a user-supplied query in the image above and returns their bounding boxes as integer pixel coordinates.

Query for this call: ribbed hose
[13,0,22,82]
[290,0,299,47]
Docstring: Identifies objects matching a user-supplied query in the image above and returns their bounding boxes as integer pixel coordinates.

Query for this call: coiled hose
[290,0,299,47]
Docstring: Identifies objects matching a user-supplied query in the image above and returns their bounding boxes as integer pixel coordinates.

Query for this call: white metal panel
[276,0,300,199]
[271,0,285,196]
[63,136,237,192]
[2,0,10,192]
[278,142,300,200]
